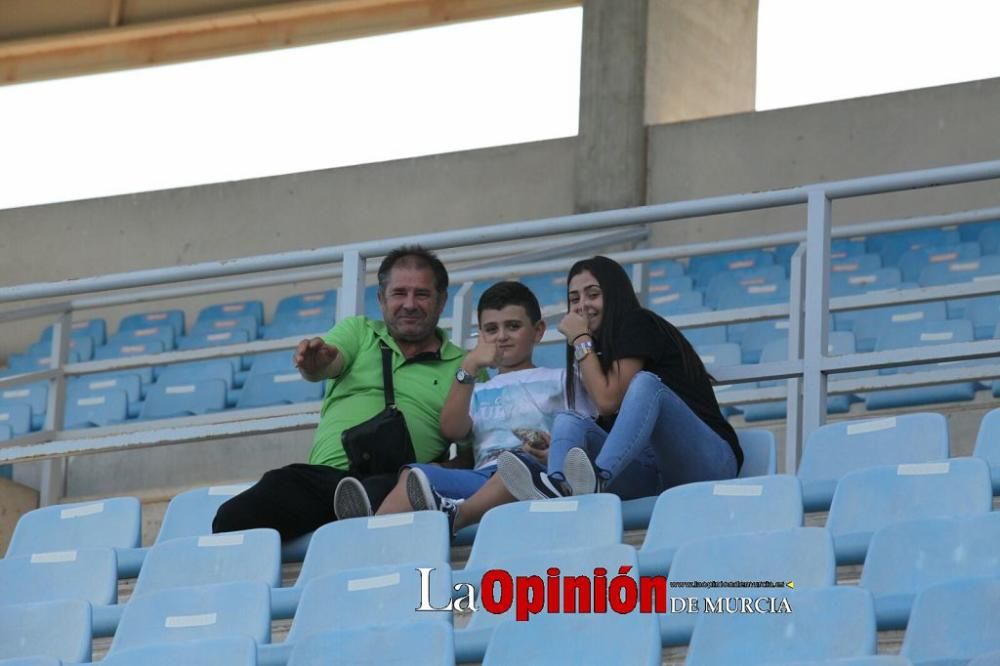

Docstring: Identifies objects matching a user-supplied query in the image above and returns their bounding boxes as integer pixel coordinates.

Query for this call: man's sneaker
[406,467,462,535]
[497,451,573,501]
[333,477,372,520]
[563,447,606,496]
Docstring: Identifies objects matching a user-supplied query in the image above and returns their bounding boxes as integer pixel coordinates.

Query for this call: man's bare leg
[452,472,516,532]
[375,469,413,515]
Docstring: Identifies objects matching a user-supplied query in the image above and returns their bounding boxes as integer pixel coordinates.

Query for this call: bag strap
[379,342,396,408]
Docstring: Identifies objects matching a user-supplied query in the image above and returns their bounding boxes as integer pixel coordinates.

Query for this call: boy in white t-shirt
[334,281,592,533]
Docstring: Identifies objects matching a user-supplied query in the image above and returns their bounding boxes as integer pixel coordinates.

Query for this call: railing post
[631,261,650,308]
[784,244,806,474]
[450,282,475,348]
[337,251,365,321]
[802,189,832,441]
[39,310,71,506]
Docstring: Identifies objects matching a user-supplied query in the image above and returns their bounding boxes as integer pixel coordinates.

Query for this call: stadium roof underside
[0,0,576,86]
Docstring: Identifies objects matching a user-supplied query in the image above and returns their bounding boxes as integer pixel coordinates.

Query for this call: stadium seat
[661,527,835,646]
[532,342,567,368]
[70,372,143,416]
[919,255,1000,286]
[900,576,1000,665]
[0,402,32,437]
[685,586,877,665]
[196,301,264,326]
[865,319,977,410]
[973,407,1000,493]
[831,253,882,274]
[714,280,790,312]
[247,350,297,377]
[733,319,790,364]
[0,382,47,420]
[118,309,186,338]
[99,636,257,666]
[850,301,947,353]
[898,242,981,283]
[236,371,324,408]
[860,513,1000,629]
[140,378,228,420]
[64,387,128,428]
[40,318,107,345]
[696,342,741,369]
[869,227,961,267]
[275,290,337,317]
[648,290,704,316]
[825,457,992,564]
[261,316,332,340]
[6,496,141,558]
[643,258,686,279]
[645,274,693,297]
[27,335,95,361]
[637,474,803,575]
[156,483,254,544]
[176,330,250,372]
[287,622,453,666]
[8,349,82,373]
[689,250,774,288]
[797,413,949,512]
[962,219,1000,243]
[191,315,259,340]
[94,339,165,362]
[679,317,728,347]
[830,267,902,296]
[830,237,868,259]
[520,272,567,309]
[156,359,237,390]
[965,294,1000,339]
[108,580,271,655]
[0,600,92,664]
[456,543,639,664]
[108,324,176,350]
[0,423,10,442]
[483,613,661,666]
[704,265,786,308]
[0,547,118,606]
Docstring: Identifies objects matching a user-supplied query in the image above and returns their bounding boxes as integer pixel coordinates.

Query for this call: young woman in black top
[498,256,742,500]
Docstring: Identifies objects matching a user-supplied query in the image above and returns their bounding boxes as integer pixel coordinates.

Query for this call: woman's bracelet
[571,332,592,345]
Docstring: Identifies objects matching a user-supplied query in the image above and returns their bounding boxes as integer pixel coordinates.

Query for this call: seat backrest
[248,350,296,377]
[898,242,981,282]
[29,334,96,361]
[874,318,973,353]
[109,325,176,351]
[40,318,107,345]
[236,371,324,409]
[7,496,141,557]
[973,407,1000,478]
[831,267,902,296]
[156,483,253,544]
[196,301,264,326]
[900,576,1000,663]
[99,636,256,666]
[0,399,37,436]
[696,343,742,369]
[70,373,142,407]
[648,290,704,316]
[275,290,337,318]
[262,316,333,340]
[94,340,166,360]
[919,255,1000,286]
[118,309,186,338]
[0,547,118,606]
[0,599,93,663]
[690,250,774,286]
[176,329,251,352]
[156,360,236,389]
[737,430,777,477]
[140,378,228,420]
[643,258,686,280]
[289,621,453,666]
[64,388,129,429]
[109,580,272,654]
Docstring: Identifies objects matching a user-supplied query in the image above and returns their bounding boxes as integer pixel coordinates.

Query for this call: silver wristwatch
[574,339,594,363]
[455,367,477,385]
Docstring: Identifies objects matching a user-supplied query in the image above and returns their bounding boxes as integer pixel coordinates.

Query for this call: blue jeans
[548,371,737,500]
[406,463,495,500]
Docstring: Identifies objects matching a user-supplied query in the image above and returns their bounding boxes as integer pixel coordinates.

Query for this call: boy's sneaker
[406,467,462,535]
[497,451,573,501]
[333,477,372,520]
[563,447,606,496]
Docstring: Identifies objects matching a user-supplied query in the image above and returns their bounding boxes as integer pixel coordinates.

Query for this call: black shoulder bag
[340,342,417,476]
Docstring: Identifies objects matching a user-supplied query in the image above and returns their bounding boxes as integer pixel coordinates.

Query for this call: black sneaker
[497,451,573,501]
[333,477,372,520]
[563,447,606,496]
[406,467,462,535]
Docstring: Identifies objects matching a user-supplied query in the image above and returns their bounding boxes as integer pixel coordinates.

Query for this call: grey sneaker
[497,451,573,501]
[334,476,372,520]
[406,467,462,535]
[563,447,605,496]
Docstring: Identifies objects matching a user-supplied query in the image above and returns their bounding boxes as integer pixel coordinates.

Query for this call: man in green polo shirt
[213,245,467,540]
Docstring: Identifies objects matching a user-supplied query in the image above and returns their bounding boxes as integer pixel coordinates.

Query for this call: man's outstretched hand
[294,337,340,381]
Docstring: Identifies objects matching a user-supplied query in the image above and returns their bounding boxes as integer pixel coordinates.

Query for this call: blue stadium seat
[679,318,728,347]
[0,600,92,664]
[156,359,237,391]
[118,309,186,338]
[696,342,741,368]
[962,219,1000,243]
[100,636,257,666]
[919,255,1000,286]
[830,253,882,275]
[236,371,324,408]
[830,267,902,296]
[196,301,264,326]
[704,265,786,304]
[898,242,981,283]
[0,382,48,420]
[714,280,790,311]
[965,294,1000,339]
[156,483,253,544]
[108,580,271,655]
[868,227,961,266]
[108,324,176,350]
[865,319,977,410]
[689,250,774,288]
[520,272,567,309]
[176,331,249,373]
[900,577,1000,665]
[64,388,128,429]
[686,586,877,665]
[861,513,1000,630]
[831,237,868,259]
[0,423,10,441]
[661,527,835,646]
[643,258,686,279]
[797,413,949,512]
[825,457,992,565]
[6,496,141,558]
[140,378,228,420]
[456,544,638,664]
[532,342,566,368]
[94,339,165,361]
[0,547,118,606]
[733,319,790,364]
[0,402,32,437]
[364,284,382,319]
[40,318,107,345]
[261,316,332,340]
[973,407,1000,493]
[70,372,143,416]
[247,350,296,377]
[191,315,259,340]
[645,274,693,296]
[977,224,1000,253]
[648,290,704,316]
[637,474,803,575]
[8,349,82,373]
[483,613,661,666]
[850,301,947,353]
[288,622,454,666]
[275,290,337,318]
[28,335,95,361]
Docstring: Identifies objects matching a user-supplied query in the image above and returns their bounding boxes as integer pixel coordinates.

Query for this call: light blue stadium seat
[869,227,961,266]
[483,612,661,666]
[861,513,1000,630]
[704,265,786,305]
[236,371,324,408]
[70,372,143,416]
[28,335,95,361]
[831,267,902,297]
[649,290,704,316]
[831,253,882,275]
[0,402,32,437]
[685,586,877,666]
[690,250,774,288]
[275,290,337,318]
[679,318,728,347]
[965,294,1000,339]
[7,496,141,558]
[532,342,566,368]
[797,413,949,512]
[0,382,48,419]
[191,315,259,340]
[108,324,176,350]
[261,316,332,340]
[157,359,237,392]
[900,576,1000,665]
[94,339,165,362]
[733,319,789,364]
[696,341,741,411]
[831,237,868,259]
[660,527,835,646]
[865,319,977,410]
[973,408,1000,493]
[455,495,622,588]
[919,255,1000,286]
[140,378,228,420]
[963,219,1000,243]
[288,622,453,666]
[40,318,107,345]
[8,349,82,373]
[643,258,686,279]
[645,274,693,298]
[620,429,778,530]
[64,388,128,429]
[176,329,250,365]
[520,272,567,309]
[248,350,297,377]
[456,543,638,664]
[156,483,253,544]
[0,600,92,664]
[108,580,271,655]
[850,301,947,353]
[637,474,802,576]
[826,457,992,565]
[364,285,382,319]
[0,547,118,606]
[898,242,981,283]
[714,280,790,312]
[197,301,264,326]
[118,309,186,338]
[99,636,257,666]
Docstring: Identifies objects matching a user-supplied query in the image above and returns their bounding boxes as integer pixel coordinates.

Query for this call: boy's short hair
[477,281,543,324]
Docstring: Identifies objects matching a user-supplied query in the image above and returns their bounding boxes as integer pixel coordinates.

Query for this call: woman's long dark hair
[565,256,715,410]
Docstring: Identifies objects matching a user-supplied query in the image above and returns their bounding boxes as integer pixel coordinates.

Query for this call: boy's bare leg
[375,469,413,515]
[453,472,516,532]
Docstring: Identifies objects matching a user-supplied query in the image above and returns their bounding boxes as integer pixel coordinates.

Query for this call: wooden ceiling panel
[0,0,112,41]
